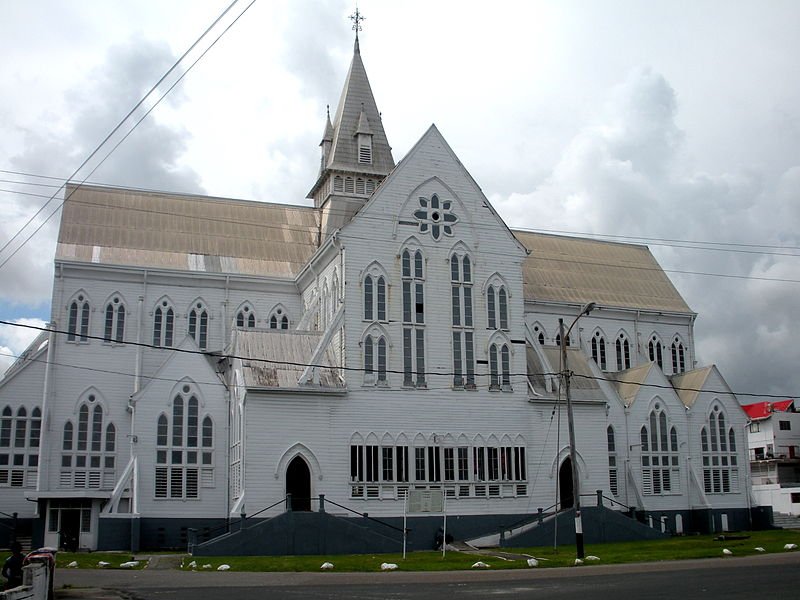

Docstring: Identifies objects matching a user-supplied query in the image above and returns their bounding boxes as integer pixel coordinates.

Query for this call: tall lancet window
[451,253,475,388]
[188,302,209,350]
[616,333,631,370]
[401,248,425,387]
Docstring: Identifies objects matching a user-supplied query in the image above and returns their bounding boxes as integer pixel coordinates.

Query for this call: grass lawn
[52,529,800,572]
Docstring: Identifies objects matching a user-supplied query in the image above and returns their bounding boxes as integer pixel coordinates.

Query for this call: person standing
[2,541,24,590]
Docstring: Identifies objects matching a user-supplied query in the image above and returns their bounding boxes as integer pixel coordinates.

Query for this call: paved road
[57,553,800,600]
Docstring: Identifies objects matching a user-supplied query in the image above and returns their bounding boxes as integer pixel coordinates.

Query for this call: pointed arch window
[155,387,214,499]
[616,333,631,370]
[591,331,607,370]
[671,337,686,374]
[640,403,680,495]
[269,307,289,330]
[489,343,512,391]
[401,248,425,387]
[451,253,475,388]
[153,300,175,347]
[67,294,91,342]
[103,296,126,343]
[555,333,571,347]
[363,273,387,322]
[363,334,388,385]
[236,305,256,328]
[486,283,509,331]
[607,426,618,496]
[0,405,41,488]
[702,406,738,494]
[533,325,545,345]
[648,335,663,370]
[59,394,115,490]
[188,302,209,350]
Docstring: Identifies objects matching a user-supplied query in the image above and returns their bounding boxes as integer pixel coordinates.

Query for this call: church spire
[307,10,394,211]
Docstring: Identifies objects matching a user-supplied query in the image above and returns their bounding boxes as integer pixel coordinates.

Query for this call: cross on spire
[349,7,365,37]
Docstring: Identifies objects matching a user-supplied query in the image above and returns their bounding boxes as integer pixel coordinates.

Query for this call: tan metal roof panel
[514,231,692,314]
[56,184,320,277]
[670,366,714,408]
[613,363,654,404]
[234,329,343,390]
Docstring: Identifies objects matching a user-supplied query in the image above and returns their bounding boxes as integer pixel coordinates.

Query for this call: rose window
[413,194,458,241]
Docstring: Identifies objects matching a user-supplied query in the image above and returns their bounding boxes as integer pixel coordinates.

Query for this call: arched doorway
[559,458,574,511]
[286,456,311,511]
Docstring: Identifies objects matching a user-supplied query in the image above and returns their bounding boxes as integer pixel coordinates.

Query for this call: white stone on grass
[586,555,600,561]
[66,561,78,568]
[320,562,334,570]
[471,561,490,569]
[755,547,766,552]
[217,564,230,571]
[380,562,398,571]
[574,559,584,566]
[119,561,139,569]
[784,543,797,550]
[526,558,539,567]
[722,549,732,556]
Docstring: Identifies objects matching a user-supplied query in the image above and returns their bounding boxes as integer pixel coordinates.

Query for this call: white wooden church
[0,33,753,553]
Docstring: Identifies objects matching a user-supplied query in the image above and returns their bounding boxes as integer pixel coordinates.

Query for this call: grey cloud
[0,36,204,306]
[280,0,351,105]
[498,67,800,400]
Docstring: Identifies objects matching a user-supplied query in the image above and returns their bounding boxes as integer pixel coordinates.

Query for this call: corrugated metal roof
[539,346,601,391]
[613,363,654,405]
[670,366,714,408]
[514,231,693,314]
[233,329,343,390]
[56,184,320,277]
[741,399,795,420]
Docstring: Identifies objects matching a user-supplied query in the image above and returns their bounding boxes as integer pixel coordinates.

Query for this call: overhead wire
[0,0,257,271]
[1,318,795,401]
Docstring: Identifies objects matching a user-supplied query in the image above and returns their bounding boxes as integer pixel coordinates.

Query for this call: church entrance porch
[286,456,311,511]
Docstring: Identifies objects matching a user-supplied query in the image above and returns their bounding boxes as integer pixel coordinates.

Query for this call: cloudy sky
[0,0,798,401]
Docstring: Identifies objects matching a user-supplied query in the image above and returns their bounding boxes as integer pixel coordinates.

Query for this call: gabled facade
[0,36,752,552]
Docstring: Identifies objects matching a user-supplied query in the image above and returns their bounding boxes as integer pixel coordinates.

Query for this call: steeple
[307,12,395,225]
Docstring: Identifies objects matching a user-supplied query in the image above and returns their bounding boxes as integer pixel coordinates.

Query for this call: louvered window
[155,390,213,499]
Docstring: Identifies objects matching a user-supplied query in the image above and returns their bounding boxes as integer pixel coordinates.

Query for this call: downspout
[38,264,65,502]
[688,314,697,369]
[222,275,230,347]
[134,273,146,394]
[633,310,640,366]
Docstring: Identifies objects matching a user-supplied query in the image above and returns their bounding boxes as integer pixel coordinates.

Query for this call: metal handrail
[322,498,405,534]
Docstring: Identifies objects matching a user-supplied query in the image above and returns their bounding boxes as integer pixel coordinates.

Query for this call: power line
[3,163,800,258]
[0,0,257,271]
[5,190,792,285]
[1,318,795,401]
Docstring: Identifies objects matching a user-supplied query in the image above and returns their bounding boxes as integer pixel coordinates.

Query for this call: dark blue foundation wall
[97,517,230,551]
[95,506,772,554]
[0,517,34,549]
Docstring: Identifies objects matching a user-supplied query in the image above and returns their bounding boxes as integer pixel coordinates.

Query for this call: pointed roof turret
[307,35,394,199]
[321,105,334,143]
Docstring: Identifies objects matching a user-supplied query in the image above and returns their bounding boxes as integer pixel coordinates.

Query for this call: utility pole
[559,301,596,560]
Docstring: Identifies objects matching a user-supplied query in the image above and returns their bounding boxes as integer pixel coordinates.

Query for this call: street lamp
[558,301,596,560]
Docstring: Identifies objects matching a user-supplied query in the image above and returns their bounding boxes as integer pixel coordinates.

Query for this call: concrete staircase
[772,512,800,529]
